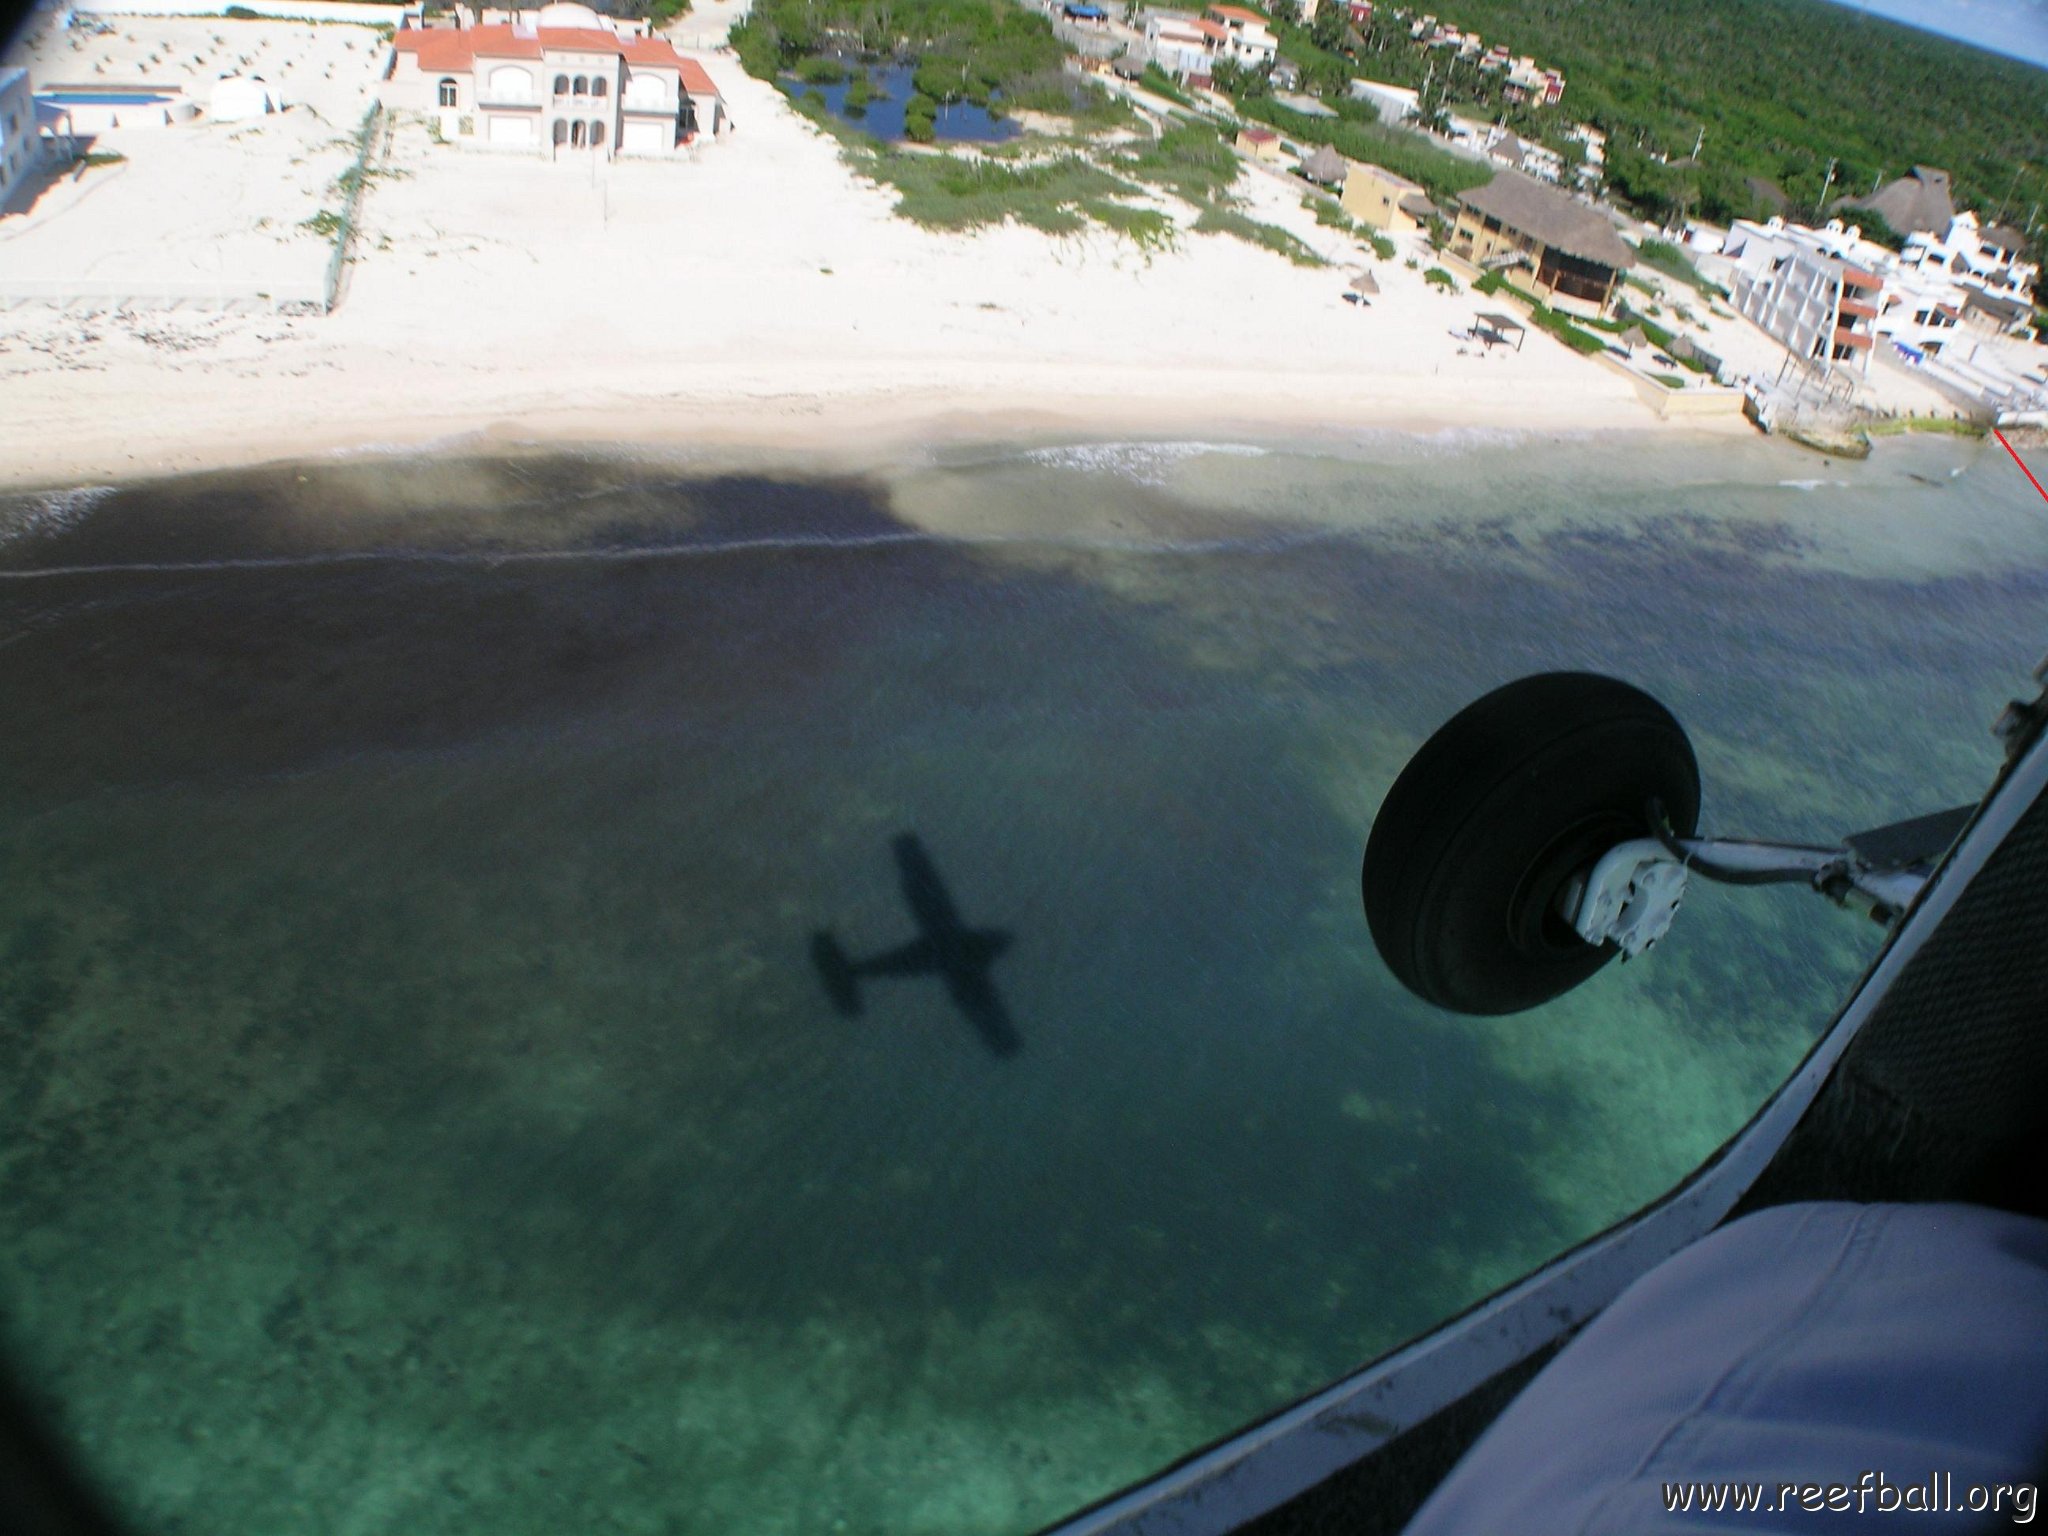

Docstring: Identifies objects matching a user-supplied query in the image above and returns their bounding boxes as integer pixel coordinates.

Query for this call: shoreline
[0,376,1763,496]
[0,40,1760,499]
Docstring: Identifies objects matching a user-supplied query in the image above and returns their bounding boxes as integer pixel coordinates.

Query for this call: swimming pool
[37,89,174,106]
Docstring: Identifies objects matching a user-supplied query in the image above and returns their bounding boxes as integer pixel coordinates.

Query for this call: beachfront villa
[382,1,723,157]
[1450,169,1633,316]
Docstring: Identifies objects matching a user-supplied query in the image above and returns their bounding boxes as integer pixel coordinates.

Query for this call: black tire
[1362,673,1701,1016]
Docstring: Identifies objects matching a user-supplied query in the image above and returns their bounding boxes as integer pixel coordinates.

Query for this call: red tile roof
[396,26,535,66]
[394,23,703,76]
[538,26,619,51]
[676,58,720,97]
[1833,326,1874,348]
[1841,265,1882,290]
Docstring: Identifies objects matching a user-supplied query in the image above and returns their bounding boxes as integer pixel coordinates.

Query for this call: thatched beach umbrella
[1350,270,1380,296]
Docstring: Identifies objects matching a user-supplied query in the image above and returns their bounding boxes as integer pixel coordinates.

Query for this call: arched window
[573,75,588,96]
[590,119,605,146]
[553,118,568,145]
[437,77,458,108]
[570,119,585,146]
[591,77,607,99]
[553,73,569,96]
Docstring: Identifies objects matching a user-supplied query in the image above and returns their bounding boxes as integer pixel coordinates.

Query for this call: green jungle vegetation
[1336,0,2046,241]
[732,0,1064,108]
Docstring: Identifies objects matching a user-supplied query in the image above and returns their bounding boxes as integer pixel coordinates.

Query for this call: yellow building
[1449,168,1634,315]
[1235,125,1285,162]
[1340,162,1433,235]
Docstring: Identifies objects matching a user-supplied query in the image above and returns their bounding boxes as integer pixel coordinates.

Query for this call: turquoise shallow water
[0,434,2043,1534]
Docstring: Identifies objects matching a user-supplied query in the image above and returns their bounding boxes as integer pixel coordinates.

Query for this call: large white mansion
[383,1,724,158]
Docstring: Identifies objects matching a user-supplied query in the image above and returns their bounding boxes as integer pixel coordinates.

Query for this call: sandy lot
[0,14,385,304]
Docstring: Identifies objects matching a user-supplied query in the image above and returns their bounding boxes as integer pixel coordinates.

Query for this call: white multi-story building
[1,66,48,210]
[1714,215,2037,365]
[1142,11,1219,78]
[1504,55,1565,105]
[1483,127,1562,185]
[1137,4,1276,79]
[1715,219,1884,376]
[1898,209,2037,316]
[1205,4,1278,68]
[1565,122,1604,188]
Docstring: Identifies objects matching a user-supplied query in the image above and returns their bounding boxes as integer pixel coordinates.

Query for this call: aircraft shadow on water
[810,834,1022,1058]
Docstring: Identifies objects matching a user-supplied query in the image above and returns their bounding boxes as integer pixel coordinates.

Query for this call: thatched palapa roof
[1743,176,1789,216]
[1982,223,2030,256]
[1302,143,1347,186]
[1842,165,1954,236]
[1398,190,1440,223]
[1458,170,1634,271]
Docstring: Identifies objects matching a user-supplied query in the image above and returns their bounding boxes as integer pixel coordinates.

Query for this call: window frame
[1041,730,2048,1536]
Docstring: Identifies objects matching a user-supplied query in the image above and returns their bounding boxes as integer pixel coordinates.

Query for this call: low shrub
[1193,206,1324,266]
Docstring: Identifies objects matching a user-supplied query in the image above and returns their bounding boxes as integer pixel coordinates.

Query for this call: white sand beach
[0,17,1742,491]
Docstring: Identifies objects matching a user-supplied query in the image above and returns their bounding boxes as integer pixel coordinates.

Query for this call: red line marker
[1994,428,2048,506]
